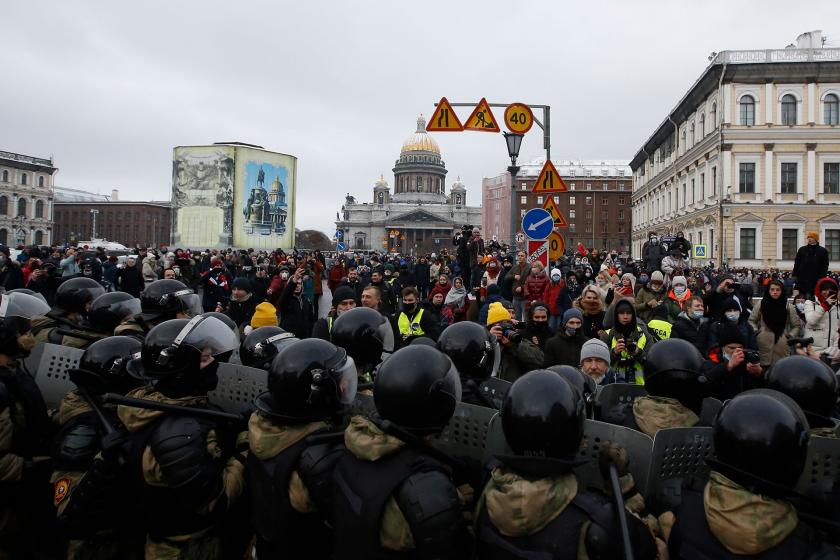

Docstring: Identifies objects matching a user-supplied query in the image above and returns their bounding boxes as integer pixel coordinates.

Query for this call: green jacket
[498,339,544,382]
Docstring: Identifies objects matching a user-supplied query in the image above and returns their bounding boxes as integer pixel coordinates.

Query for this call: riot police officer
[0,292,54,557]
[51,335,144,557]
[437,321,503,408]
[331,306,395,384]
[476,369,657,559]
[603,338,705,437]
[332,345,467,559]
[547,364,598,419]
[116,316,243,559]
[239,326,298,370]
[248,338,356,558]
[666,389,839,558]
[114,278,201,338]
[765,355,839,437]
[86,291,142,335]
[31,276,106,348]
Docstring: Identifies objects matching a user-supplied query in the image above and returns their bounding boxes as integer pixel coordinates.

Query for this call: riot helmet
[765,355,838,426]
[87,292,142,333]
[374,345,460,435]
[55,277,106,315]
[501,370,585,464]
[240,326,298,370]
[331,307,394,367]
[437,321,500,380]
[69,336,143,395]
[643,338,705,412]
[201,311,240,338]
[127,316,239,396]
[6,288,48,305]
[710,389,809,496]
[0,292,51,356]
[256,338,357,422]
[139,279,201,320]
[547,365,597,419]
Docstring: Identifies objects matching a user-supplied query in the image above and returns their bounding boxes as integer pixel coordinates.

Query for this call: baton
[101,392,244,422]
[608,462,634,560]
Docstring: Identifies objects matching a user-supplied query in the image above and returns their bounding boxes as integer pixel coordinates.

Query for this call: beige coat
[748,303,799,366]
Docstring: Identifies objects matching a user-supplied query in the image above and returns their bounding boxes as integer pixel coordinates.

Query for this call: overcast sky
[2,1,838,236]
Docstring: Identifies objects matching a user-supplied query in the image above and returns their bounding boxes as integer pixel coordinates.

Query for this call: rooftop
[54,186,169,205]
[510,158,631,178]
[0,150,55,169]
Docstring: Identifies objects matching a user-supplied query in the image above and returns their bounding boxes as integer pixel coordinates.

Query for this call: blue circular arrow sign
[521,208,554,240]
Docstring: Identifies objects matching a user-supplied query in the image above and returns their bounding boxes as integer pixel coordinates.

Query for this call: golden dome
[400,115,440,155]
[375,174,389,188]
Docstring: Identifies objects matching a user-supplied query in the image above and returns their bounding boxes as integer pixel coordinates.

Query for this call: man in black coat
[792,231,829,298]
[114,256,145,297]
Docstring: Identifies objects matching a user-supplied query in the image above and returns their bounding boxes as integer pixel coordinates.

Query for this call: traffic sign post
[693,244,707,259]
[521,208,554,241]
[527,240,548,267]
[542,196,569,228]
[463,98,500,132]
[548,231,565,261]
[532,160,568,194]
[504,103,534,134]
[426,97,463,131]
[335,230,343,239]
[336,241,346,251]
[515,232,525,244]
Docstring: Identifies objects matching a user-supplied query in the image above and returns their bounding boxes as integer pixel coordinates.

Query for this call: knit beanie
[807,231,819,242]
[232,277,252,292]
[486,302,511,326]
[332,286,357,306]
[562,308,583,326]
[672,275,687,287]
[550,268,562,279]
[580,339,611,365]
[250,302,278,328]
[650,270,664,283]
[719,324,746,347]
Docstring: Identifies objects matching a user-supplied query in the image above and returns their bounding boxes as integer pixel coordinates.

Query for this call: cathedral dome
[374,174,389,189]
[450,176,466,191]
[400,115,440,155]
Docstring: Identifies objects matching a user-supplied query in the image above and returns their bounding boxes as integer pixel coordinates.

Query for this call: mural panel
[171,146,234,248]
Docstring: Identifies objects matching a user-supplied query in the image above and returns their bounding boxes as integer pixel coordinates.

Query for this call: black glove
[598,441,629,479]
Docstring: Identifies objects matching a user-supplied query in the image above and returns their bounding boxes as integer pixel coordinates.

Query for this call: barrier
[645,427,714,513]
[432,402,498,464]
[32,343,83,409]
[797,435,840,494]
[574,420,653,496]
[596,384,647,418]
[207,363,267,414]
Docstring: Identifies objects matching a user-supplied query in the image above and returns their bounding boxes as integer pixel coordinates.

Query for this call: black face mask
[401,303,417,314]
[531,321,548,332]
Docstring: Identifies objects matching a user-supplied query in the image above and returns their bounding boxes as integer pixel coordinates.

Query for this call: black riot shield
[698,397,723,426]
[797,435,840,495]
[645,427,714,514]
[32,343,84,409]
[595,383,647,419]
[574,419,653,497]
[432,401,498,465]
[207,363,267,415]
[478,377,511,409]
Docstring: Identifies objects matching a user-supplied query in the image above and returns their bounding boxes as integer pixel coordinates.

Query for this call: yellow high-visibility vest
[398,309,425,337]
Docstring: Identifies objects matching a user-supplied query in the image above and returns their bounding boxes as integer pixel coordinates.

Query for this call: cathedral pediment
[388,209,453,224]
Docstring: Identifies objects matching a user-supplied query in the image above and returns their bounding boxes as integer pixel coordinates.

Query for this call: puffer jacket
[804,277,840,353]
[524,270,549,303]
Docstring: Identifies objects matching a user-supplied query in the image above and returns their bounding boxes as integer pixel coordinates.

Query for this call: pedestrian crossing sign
[694,244,707,259]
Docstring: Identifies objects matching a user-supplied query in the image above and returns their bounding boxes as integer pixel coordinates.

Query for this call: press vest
[605,327,647,385]
[397,309,425,337]
[647,319,672,341]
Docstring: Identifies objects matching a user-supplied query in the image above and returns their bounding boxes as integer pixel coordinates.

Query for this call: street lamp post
[504,132,524,248]
[90,209,99,240]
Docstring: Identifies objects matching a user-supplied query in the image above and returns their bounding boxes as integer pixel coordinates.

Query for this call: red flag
[577,242,587,256]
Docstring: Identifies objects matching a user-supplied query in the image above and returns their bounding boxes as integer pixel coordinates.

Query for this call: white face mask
[795,302,805,312]
[551,274,561,282]
[281,272,289,280]
[674,286,686,296]
[725,312,740,322]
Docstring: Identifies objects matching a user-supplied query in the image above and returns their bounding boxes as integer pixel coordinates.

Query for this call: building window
[37,176,44,188]
[378,192,384,204]
[618,196,626,205]
[712,166,717,195]
[690,123,695,145]
[739,163,755,193]
[569,196,575,205]
[825,162,840,194]
[700,113,705,136]
[20,173,27,186]
[585,211,592,219]
[601,197,608,206]
[569,223,576,232]
[536,196,544,204]
[618,182,625,190]
[826,94,840,125]
[0,197,6,216]
[739,228,756,259]
[781,94,797,125]
[618,210,625,219]
[570,182,576,190]
[826,230,840,261]
[602,182,609,190]
[700,173,705,198]
[521,182,527,191]
[34,230,43,245]
[711,102,717,128]
[781,163,798,193]
[455,195,462,206]
[16,198,26,217]
[585,224,592,233]
[740,95,755,125]
[569,209,575,219]
[0,229,6,245]
[520,209,526,217]
[1,171,7,182]
[520,196,527,204]
[585,196,592,206]
[618,223,625,233]
[601,222,608,233]
[691,179,696,202]
[781,229,799,260]
[34,200,44,218]
[585,183,592,190]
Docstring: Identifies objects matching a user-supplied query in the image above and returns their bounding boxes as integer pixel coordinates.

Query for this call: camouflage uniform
[604,395,699,438]
[31,315,105,349]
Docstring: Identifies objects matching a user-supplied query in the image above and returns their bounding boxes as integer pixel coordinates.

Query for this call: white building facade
[0,150,57,247]
[631,31,840,269]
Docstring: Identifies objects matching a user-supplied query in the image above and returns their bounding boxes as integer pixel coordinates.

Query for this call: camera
[625,340,638,354]
[744,350,760,364]
[497,322,522,343]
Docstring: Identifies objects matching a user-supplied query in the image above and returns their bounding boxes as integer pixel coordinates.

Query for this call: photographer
[485,301,543,382]
[704,273,747,321]
[26,260,61,305]
[600,299,650,384]
[198,256,231,311]
[455,224,471,283]
[708,297,757,352]
[702,325,763,400]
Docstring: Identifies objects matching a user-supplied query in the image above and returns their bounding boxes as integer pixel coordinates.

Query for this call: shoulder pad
[395,469,464,559]
[52,420,100,471]
[150,415,221,505]
[298,441,345,516]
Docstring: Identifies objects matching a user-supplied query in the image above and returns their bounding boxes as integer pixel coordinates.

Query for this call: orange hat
[807,231,819,242]
[250,302,278,328]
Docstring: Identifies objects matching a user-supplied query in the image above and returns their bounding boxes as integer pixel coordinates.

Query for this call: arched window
[711,103,717,128]
[35,200,44,218]
[781,94,797,125]
[0,197,7,215]
[455,195,462,206]
[355,238,364,249]
[740,95,755,125]
[700,113,705,137]
[20,173,27,186]
[690,123,695,145]
[1,171,7,182]
[377,192,384,205]
[0,230,7,245]
[38,176,44,188]
[34,230,43,245]
[825,93,840,125]
[17,198,26,217]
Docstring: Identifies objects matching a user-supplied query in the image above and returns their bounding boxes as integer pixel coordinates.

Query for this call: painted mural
[171,146,234,247]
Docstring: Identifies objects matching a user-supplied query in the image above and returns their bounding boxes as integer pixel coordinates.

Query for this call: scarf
[444,285,467,307]
[759,290,788,341]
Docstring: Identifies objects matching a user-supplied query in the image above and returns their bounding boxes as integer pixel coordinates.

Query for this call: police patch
[54,478,70,506]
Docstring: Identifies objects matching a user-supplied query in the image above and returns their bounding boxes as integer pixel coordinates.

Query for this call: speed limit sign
[504,103,534,134]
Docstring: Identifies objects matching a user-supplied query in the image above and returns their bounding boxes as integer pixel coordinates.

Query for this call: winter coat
[509,262,531,299]
[524,271,549,303]
[792,243,830,296]
[414,262,431,287]
[224,295,257,328]
[279,279,315,339]
[641,243,666,273]
[671,313,710,356]
[542,330,588,368]
[748,301,800,366]
[542,280,565,316]
[664,288,692,322]
[660,255,688,277]
[804,277,840,353]
[707,319,758,352]
[142,257,158,283]
[498,340,544,383]
[634,285,666,322]
[115,265,145,298]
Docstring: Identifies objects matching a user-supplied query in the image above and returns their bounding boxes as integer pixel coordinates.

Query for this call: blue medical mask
[795,302,805,313]
[690,310,704,320]
[725,311,740,322]
[674,286,686,296]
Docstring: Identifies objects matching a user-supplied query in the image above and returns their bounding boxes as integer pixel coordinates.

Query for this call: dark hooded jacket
[792,241,829,296]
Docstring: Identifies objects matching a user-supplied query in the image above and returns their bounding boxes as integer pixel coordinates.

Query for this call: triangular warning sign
[542,196,569,228]
[463,98,500,133]
[531,160,568,193]
[426,97,463,131]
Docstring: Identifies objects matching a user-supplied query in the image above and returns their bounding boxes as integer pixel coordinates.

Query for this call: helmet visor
[176,315,239,357]
[175,291,202,317]
[333,355,358,405]
[377,321,395,361]
[489,338,502,378]
[256,332,298,359]
[0,292,51,320]
[442,361,463,404]
[109,297,142,320]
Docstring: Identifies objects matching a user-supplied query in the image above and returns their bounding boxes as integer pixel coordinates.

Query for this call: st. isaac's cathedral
[335,115,481,254]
